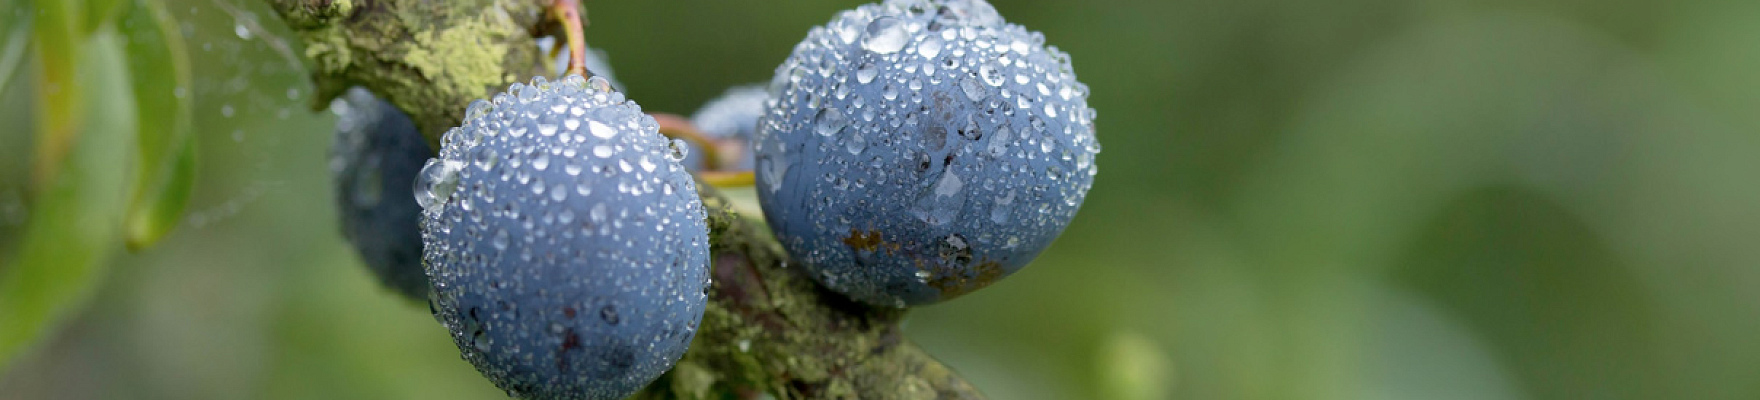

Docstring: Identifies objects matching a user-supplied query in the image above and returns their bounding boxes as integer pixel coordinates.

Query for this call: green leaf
[0,31,137,373]
[0,1,31,96]
[84,0,126,34]
[121,0,195,251]
[29,0,84,188]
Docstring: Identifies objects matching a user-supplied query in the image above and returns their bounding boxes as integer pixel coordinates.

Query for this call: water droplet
[532,153,550,171]
[918,36,943,58]
[639,156,657,173]
[939,233,974,265]
[518,83,540,102]
[980,64,1004,86]
[856,62,879,84]
[590,203,608,222]
[589,120,617,139]
[550,184,567,202]
[934,170,964,197]
[415,159,464,210]
[991,191,1015,224]
[813,108,847,137]
[472,147,499,171]
[960,116,982,140]
[845,134,866,155]
[492,229,510,250]
[862,17,909,54]
[666,139,689,162]
[466,100,491,120]
[988,125,1012,156]
[960,77,985,101]
[913,170,965,225]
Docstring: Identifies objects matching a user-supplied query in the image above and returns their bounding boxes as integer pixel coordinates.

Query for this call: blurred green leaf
[84,0,124,34]
[0,31,137,372]
[121,0,196,251]
[29,0,83,188]
[0,2,30,97]
[1096,331,1173,400]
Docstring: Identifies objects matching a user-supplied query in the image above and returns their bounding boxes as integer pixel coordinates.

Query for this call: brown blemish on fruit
[556,327,581,372]
[924,260,1005,301]
[842,229,903,254]
[843,229,886,252]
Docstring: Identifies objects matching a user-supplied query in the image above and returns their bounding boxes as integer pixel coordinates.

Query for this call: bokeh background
[4,0,1760,399]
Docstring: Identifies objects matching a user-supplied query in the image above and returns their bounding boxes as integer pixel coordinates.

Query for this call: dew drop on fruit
[991,190,1015,224]
[862,16,909,54]
[666,139,689,162]
[960,76,985,101]
[589,203,608,223]
[586,75,614,92]
[492,229,510,251]
[981,64,1006,87]
[960,116,983,140]
[550,184,567,202]
[588,120,617,139]
[912,170,965,226]
[639,156,657,173]
[813,108,847,137]
[415,159,463,210]
[532,153,550,171]
[471,146,499,171]
[988,124,1013,156]
[856,62,879,84]
[918,36,943,59]
[518,83,540,103]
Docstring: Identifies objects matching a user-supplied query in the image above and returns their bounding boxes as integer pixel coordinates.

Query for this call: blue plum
[417,75,710,399]
[683,84,767,171]
[330,88,434,300]
[754,0,1100,307]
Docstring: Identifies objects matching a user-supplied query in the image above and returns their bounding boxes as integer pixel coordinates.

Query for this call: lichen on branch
[267,0,551,146]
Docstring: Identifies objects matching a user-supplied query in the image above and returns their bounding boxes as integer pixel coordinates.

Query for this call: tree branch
[268,0,551,147]
[265,1,986,398]
[638,187,986,400]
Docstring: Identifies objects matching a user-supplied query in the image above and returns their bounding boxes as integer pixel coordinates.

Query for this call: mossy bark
[632,188,986,400]
[265,1,987,399]
[268,0,551,147]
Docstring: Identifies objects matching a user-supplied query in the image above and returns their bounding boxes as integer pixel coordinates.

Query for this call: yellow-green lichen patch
[401,14,512,106]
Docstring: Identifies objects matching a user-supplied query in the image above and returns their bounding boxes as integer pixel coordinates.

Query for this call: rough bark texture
[266,1,987,399]
[268,0,552,147]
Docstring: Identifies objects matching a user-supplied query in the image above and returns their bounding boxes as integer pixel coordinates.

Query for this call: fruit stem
[698,171,756,188]
[548,0,589,78]
[650,113,725,170]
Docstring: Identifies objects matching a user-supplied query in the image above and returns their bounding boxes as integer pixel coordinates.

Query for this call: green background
[4,0,1760,399]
